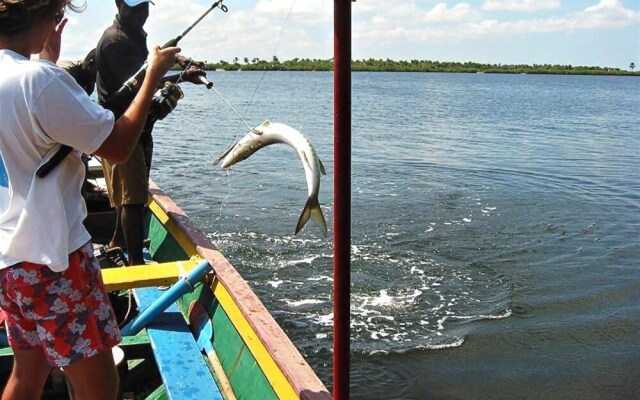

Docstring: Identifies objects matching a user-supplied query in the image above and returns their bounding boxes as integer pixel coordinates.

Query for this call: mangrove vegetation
[187,57,639,76]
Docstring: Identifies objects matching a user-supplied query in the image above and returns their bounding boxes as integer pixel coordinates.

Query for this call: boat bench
[133,287,223,400]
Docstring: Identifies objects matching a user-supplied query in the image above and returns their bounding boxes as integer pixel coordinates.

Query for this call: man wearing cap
[96,0,205,266]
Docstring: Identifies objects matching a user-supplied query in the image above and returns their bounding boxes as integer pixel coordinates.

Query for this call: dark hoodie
[95,7,149,119]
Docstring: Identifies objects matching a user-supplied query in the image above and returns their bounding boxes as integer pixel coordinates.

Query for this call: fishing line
[175,1,298,149]
[210,84,257,133]
[197,0,298,130]
[177,60,254,132]
[203,0,298,155]
[242,0,297,119]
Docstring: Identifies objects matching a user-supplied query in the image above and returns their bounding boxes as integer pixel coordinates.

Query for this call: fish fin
[319,158,326,175]
[296,197,328,237]
[300,152,325,176]
[301,152,313,171]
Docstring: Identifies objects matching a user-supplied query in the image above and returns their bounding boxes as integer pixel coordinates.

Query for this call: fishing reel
[150,81,184,121]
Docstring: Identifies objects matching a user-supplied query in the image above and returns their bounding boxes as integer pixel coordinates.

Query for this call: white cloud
[425,3,482,22]
[59,0,639,67]
[355,0,640,46]
[142,0,331,61]
[581,0,640,29]
[354,0,480,22]
[256,0,332,19]
[482,0,561,12]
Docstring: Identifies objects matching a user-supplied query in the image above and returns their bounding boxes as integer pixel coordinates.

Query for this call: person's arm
[94,45,181,164]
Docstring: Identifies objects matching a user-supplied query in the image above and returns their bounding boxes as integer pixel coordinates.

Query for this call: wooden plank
[102,259,199,291]
[133,287,222,400]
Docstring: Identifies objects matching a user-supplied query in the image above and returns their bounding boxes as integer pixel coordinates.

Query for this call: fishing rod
[105,0,227,109]
[197,75,214,89]
[36,0,228,178]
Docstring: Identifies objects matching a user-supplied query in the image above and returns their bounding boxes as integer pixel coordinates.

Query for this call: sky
[60,0,640,70]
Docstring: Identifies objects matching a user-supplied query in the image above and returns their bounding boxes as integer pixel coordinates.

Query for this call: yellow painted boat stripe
[213,281,298,400]
[148,198,169,224]
[148,200,197,256]
[102,259,200,291]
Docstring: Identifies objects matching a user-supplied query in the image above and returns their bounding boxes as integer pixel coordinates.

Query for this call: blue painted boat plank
[134,287,222,400]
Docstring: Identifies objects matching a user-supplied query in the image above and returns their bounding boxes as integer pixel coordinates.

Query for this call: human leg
[63,349,119,400]
[109,206,126,249]
[1,347,51,400]
[0,264,52,400]
[121,203,145,265]
[104,141,150,265]
[0,245,121,398]
[2,245,122,398]
[57,244,122,398]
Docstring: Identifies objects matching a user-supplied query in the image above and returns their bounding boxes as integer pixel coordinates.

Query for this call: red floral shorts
[0,243,121,367]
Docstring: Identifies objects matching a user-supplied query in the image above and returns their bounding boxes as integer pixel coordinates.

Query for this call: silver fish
[216,120,328,236]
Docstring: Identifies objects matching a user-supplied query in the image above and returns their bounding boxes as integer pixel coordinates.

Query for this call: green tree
[631,62,636,71]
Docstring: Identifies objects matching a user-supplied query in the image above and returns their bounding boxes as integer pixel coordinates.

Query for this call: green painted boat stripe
[147,213,189,262]
[121,330,150,345]
[212,306,278,399]
[144,384,168,400]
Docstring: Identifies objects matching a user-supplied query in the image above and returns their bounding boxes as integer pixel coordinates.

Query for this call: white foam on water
[307,275,333,283]
[285,299,326,307]
[316,312,334,326]
[277,255,319,268]
[425,337,465,350]
[359,289,423,309]
[267,279,284,288]
[370,331,390,340]
[210,228,512,358]
[366,315,395,323]
[450,308,513,321]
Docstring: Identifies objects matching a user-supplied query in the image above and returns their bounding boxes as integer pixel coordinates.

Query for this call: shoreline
[173,58,640,76]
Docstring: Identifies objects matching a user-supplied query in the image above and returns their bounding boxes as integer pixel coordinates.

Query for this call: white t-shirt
[0,49,114,271]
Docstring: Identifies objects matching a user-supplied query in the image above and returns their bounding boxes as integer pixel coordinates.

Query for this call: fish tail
[296,197,327,237]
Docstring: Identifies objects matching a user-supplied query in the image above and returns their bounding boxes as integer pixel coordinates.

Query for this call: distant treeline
[175,57,639,76]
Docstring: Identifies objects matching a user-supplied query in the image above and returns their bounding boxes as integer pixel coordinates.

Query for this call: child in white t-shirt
[0,1,181,398]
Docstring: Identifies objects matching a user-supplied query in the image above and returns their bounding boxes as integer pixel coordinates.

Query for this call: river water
[151,71,640,399]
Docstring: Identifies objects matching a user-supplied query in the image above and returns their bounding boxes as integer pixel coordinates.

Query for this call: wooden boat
[0,159,331,400]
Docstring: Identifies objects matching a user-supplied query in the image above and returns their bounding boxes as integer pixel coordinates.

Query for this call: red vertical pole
[333,0,351,399]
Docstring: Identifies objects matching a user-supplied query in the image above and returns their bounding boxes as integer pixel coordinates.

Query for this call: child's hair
[0,0,85,36]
